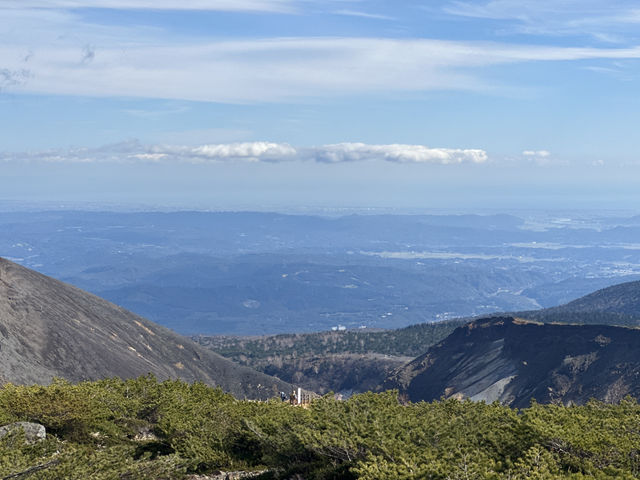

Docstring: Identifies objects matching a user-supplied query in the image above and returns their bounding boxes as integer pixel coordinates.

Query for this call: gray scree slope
[0,257,291,400]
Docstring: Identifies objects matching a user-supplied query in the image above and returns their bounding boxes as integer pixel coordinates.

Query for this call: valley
[3,209,640,334]
[198,280,640,397]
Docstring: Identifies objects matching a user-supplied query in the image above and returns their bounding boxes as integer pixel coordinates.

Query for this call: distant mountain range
[0,257,290,400]
[6,210,640,335]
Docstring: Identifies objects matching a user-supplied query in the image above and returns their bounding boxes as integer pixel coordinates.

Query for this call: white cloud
[166,142,298,162]
[0,0,296,13]
[521,149,561,166]
[0,141,297,164]
[312,143,488,164]
[522,150,550,157]
[129,153,168,161]
[0,141,488,165]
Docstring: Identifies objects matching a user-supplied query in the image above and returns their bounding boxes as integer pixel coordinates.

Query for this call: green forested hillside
[197,277,640,370]
[2,376,640,479]
[559,280,640,315]
[195,320,467,394]
[196,318,466,363]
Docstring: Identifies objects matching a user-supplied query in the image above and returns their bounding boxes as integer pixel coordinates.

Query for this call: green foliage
[154,381,242,471]
[3,377,640,478]
[522,398,640,477]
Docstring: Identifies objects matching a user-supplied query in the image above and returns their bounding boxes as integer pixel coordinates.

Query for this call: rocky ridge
[387,316,640,407]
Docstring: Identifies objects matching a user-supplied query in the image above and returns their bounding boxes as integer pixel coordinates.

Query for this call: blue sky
[2,1,640,211]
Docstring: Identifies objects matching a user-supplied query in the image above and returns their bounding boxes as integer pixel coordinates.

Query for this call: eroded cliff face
[387,316,640,407]
[0,257,291,400]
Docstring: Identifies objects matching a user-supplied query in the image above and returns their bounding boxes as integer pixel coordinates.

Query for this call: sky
[2,0,640,211]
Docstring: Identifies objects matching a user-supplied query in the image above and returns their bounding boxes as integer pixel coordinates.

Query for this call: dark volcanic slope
[387,316,640,407]
[0,257,290,399]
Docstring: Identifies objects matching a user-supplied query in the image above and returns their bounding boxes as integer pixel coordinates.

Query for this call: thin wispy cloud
[443,0,640,42]
[80,44,95,65]
[3,33,640,102]
[122,105,190,119]
[332,10,395,21]
[1,0,297,13]
[582,62,635,81]
[0,141,489,165]
[2,4,640,103]
[0,68,31,89]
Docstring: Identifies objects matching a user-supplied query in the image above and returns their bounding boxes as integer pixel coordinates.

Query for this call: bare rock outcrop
[0,422,46,443]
